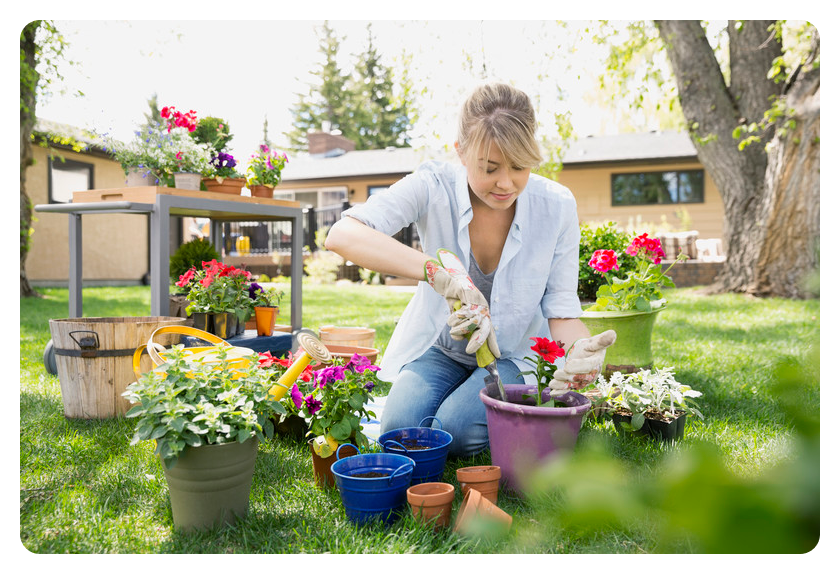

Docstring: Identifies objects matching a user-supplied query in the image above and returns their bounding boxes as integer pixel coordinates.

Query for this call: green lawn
[19,284,819,553]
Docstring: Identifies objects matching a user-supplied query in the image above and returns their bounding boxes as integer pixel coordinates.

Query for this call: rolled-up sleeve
[540,195,583,319]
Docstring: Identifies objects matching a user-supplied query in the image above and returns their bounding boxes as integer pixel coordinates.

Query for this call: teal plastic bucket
[331,445,415,525]
[377,416,453,484]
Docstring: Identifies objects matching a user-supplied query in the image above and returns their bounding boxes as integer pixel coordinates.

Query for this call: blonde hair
[457,83,543,170]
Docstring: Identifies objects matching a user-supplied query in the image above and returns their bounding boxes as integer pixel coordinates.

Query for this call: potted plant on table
[177,259,253,338]
[580,232,688,375]
[588,367,704,441]
[122,345,285,532]
[203,151,246,195]
[479,337,592,494]
[248,281,284,336]
[245,144,289,198]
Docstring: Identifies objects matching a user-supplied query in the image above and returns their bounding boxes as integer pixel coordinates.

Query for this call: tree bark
[655,20,818,298]
[20,22,40,298]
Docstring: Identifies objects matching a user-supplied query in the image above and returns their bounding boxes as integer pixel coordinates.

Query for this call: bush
[578,221,640,301]
[169,238,220,284]
[191,116,233,154]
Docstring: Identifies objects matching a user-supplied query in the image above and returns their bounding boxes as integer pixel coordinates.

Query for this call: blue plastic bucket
[377,416,453,484]
[330,445,415,525]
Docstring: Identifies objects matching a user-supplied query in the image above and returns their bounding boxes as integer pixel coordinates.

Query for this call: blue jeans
[380,346,522,458]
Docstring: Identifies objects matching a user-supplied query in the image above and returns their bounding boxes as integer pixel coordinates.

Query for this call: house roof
[34,118,107,150]
[281,146,453,182]
[562,131,698,165]
[280,131,698,183]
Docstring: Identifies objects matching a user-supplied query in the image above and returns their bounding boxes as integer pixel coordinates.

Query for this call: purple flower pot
[479,384,591,494]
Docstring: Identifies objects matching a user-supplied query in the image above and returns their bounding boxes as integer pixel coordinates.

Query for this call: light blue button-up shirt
[343,160,582,382]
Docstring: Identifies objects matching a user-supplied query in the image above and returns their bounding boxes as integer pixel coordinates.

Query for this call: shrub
[191,116,233,154]
[169,238,220,284]
[578,221,640,301]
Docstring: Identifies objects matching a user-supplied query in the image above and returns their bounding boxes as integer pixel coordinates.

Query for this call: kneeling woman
[325,82,611,457]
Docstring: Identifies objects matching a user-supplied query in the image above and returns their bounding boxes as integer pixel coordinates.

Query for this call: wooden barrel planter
[48,316,186,419]
[318,325,375,348]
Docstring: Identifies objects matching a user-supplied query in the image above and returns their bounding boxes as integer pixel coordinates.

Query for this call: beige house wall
[26,145,149,284]
[276,175,404,204]
[556,159,725,240]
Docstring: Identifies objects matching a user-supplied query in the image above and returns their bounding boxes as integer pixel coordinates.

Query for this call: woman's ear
[454,141,466,166]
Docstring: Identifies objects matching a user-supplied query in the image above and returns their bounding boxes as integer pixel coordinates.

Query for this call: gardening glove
[549,330,616,394]
[424,249,500,358]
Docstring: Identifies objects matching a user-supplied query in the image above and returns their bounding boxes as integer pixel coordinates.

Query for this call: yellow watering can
[268,332,333,400]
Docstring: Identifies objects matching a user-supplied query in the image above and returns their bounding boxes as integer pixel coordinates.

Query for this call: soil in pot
[612,408,687,441]
[399,439,432,450]
[351,471,390,478]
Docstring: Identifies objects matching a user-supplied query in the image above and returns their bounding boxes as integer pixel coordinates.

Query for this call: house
[25,122,724,287]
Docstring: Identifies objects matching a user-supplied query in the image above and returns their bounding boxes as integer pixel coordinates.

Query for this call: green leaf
[330,417,352,441]
[635,298,651,312]
[348,393,364,411]
[630,412,646,430]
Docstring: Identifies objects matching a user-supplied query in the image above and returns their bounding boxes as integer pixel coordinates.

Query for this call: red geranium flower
[530,337,565,363]
[626,233,666,264]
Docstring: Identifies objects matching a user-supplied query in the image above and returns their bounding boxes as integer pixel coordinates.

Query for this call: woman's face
[458,140,530,211]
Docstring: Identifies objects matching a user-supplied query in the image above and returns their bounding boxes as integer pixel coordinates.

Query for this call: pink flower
[289,383,304,410]
[626,233,666,264]
[589,249,619,273]
[304,394,322,414]
[175,267,195,288]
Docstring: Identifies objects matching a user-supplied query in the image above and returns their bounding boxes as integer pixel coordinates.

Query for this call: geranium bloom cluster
[178,259,249,289]
[161,106,198,132]
[586,233,687,313]
[179,259,253,317]
[625,232,666,265]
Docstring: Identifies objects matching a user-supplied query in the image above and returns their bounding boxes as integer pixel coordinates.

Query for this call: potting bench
[35,187,306,368]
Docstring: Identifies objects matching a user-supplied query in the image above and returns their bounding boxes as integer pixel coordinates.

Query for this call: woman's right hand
[424,252,500,358]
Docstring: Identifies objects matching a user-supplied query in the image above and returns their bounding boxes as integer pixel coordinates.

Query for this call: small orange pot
[456,465,501,504]
[254,306,278,336]
[406,482,455,529]
[249,184,275,198]
[453,488,512,536]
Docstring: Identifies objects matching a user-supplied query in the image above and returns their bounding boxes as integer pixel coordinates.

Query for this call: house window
[611,170,704,206]
[368,185,389,197]
[49,157,93,203]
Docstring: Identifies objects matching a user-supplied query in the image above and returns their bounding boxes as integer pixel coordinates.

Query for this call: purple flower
[348,353,381,374]
[315,365,346,389]
[364,381,376,392]
[289,383,303,410]
[249,282,264,300]
[304,394,322,414]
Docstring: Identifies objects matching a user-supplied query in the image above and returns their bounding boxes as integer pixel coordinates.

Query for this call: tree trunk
[20,22,40,298]
[656,20,819,299]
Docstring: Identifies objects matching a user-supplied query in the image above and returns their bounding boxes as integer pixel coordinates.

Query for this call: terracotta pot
[456,465,501,504]
[309,439,357,488]
[249,184,275,198]
[453,488,512,537]
[324,344,378,365]
[254,306,278,336]
[202,177,246,195]
[407,482,455,529]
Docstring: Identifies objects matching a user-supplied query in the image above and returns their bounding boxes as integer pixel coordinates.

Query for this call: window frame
[610,169,704,207]
[47,155,94,204]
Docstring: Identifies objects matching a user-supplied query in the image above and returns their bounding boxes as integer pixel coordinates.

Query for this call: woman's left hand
[549,330,616,393]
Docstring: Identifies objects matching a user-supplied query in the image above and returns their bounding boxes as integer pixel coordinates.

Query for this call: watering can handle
[336,443,360,459]
[388,462,415,485]
[383,439,408,453]
[418,416,442,429]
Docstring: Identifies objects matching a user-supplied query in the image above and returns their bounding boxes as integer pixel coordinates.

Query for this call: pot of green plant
[593,366,704,443]
[248,282,284,336]
[190,311,212,332]
[246,144,288,199]
[177,259,253,338]
[308,438,357,488]
[203,151,246,195]
[122,344,285,532]
[478,336,590,494]
[579,234,687,375]
[285,350,381,487]
[174,172,202,190]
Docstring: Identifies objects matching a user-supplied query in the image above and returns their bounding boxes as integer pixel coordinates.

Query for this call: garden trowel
[434,249,506,402]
